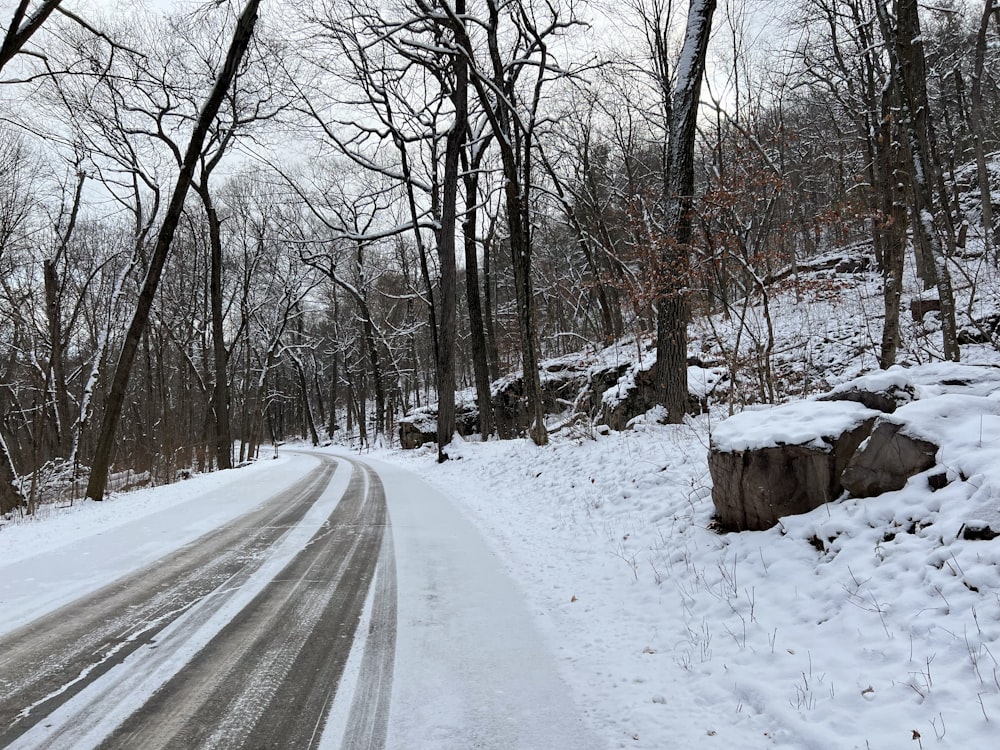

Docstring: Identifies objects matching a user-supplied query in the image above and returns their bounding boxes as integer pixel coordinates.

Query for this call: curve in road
[0,455,396,750]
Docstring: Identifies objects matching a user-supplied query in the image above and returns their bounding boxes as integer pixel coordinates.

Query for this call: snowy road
[0,452,597,750]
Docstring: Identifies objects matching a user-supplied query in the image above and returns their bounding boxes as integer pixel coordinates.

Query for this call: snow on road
[368,454,600,750]
[0,454,315,637]
[0,450,598,749]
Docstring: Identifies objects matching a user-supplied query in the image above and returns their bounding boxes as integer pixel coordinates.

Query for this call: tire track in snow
[1,455,398,750]
[0,456,338,747]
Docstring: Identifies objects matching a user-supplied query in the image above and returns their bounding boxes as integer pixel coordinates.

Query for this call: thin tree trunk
[0,429,24,514]
[876,78,908,368]
[970,0,997,258]
[292,354,320,446]
[482,230,501,383]
[86,0,261,500]
[43,171,85,456]
[201,185,234,469]
[462,160,494,439]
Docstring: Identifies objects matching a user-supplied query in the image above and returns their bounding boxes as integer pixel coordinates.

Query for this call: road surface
[0,452,599,749]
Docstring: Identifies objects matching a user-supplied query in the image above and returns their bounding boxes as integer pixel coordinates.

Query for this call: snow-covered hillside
[377,235,1000,747]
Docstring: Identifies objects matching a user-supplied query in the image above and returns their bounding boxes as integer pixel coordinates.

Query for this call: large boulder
[841,390,1000,497]
[597,359,726,429]
[820,382,914,414]
[398,404,479,449]
[709,400,878,531]
[840,420,938,498]
[597,363,658,430]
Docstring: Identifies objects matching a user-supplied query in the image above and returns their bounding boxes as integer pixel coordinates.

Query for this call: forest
[1,0,998,513]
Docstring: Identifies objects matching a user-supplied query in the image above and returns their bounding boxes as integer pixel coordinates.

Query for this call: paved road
[0,455,395,750]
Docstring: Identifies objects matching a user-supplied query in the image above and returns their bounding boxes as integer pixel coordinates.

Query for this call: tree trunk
[970,0,997,258]
[42,170,85,457]
[201,185,234,469]
[43,259,72,454]
[879,0,960,361]
[482,230,501,383]
[507,179,547,446]
[0,0,61,72]
[0,429,24,514]
[86,0,261,500]
[434,4,466,460]
[655,0,717,423]
[462,159,494,439]
[292,355,320,446]
[875,79,908,368]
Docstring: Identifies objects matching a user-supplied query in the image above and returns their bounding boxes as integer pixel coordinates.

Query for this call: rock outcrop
[709,401,878,531]
[398,406,479,449]
[708,363,1000,531]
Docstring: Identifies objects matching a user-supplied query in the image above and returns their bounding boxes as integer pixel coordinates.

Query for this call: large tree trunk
[86,0,261,501]
[879,0,960,361]
[434,3,466,460]
[655,0,717,423]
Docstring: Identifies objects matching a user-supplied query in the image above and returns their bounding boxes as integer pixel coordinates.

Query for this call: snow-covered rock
[709,400,878,531]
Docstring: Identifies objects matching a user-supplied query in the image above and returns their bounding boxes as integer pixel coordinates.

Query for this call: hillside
[378,226,1000,747]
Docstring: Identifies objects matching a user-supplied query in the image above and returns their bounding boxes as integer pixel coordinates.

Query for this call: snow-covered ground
[376,405,1000,749]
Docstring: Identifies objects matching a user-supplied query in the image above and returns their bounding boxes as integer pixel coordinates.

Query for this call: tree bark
[434,0,466,460]
[462,147,494,439]
[875,78,908,368]
[292,354,320,446]
[86,0,261,500]
[0,0,61,72]
[655,0,717,423]
[42,170,85,456]
[0,429,24,514]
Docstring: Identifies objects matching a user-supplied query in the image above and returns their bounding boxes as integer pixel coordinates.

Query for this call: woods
[2,0,999,508]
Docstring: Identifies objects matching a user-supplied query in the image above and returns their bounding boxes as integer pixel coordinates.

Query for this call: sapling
[930,712,946,740]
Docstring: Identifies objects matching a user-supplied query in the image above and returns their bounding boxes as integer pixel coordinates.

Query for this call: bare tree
[655,0,717,422]
[970,0,999,257]
[444,0,584,445]
[86,0,263,501]
[0,0,61,72]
